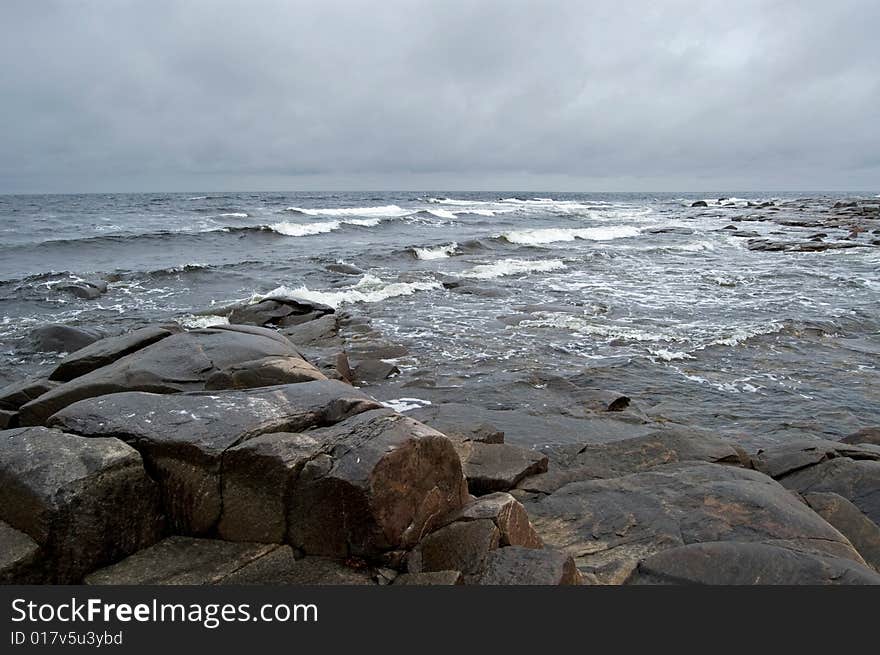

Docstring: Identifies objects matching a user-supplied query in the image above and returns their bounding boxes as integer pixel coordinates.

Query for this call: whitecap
[285,204,408,218]
[459,258,565,279]
[413,243,458,260]
[501,225,641,245]
[178,314,230,329]
[258,274,442,309]
[216,212,249,218]
[381,397,432,413]
[269,220,341,236]
[424,208,457,220]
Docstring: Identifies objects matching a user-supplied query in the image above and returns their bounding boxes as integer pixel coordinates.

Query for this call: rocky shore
[2,280,879,586]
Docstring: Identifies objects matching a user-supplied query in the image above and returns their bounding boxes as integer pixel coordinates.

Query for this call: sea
[1,191,878,447]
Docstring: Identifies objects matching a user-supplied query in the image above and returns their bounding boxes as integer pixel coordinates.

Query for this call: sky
[1,0,878,193]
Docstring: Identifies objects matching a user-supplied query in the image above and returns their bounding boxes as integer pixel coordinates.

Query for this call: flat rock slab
[0,427,162,582]
[85,536,280,585]
[804,492,880,572]
[522,462,866,584]
[222,548,374,585]
[393,571,463,585]
[0,520,42,584]
[458,441,548,495]
[281,314,340,347]
[517,429,746,494]
[22,327,303,425]
[752,438,880,479]
[478,546,582,585]
[842,427,880,446]
[49,325,179,382]
[205,355,326,389]
[288,409,468,557]
[626,541,880,585]
[0,377,57,411]
[50,381,380,534]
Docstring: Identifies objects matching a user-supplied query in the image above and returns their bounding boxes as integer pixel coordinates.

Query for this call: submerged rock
[30,324,103,354]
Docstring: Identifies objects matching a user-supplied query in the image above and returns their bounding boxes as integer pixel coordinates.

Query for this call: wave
[413,243,458,260]
[267,216,382,237]
[216,212,249,218]
[500,225,641,245]
[256,274,442,309]
[459,258,565,279]
[284,204,408,218]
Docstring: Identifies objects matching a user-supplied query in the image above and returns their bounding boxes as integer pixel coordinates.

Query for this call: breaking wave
[500,225,642,245]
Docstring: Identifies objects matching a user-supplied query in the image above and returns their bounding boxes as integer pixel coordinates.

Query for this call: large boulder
[803,492,880,571]
[478,546,582,585]
[0,520,42,584]
[226,297,334,327]
[0,377,57,411]
[205,356,325,390]
[781,458,880,527]
[20,328,305,425]
[49,381,380,534]
[287,409,469,558]
[0,427,162,582]
[522,462,867,584]
[30,324,103,354]
[752,438,880,479]
[407,519,500,579]
[445,492,543,548]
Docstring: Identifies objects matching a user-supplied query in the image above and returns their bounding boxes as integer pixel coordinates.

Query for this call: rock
[49,325,179,382]
[0,376,58,411]
[625,541,880,585]
[211,323,300,350]
[281,314,339,346]
[218,432,322,542]
[22,328,303,425]
[287,409,469,558]
[352,359,400,383]
[0,520,42,583]
[842,427,880,446]
[408,519,500,579]
[752,438,880,479]
[58,280,107,300]
[803,492,880,571]
[779,457,880,526]
[517,428,746,494]
[30,324,103,354]
[223,549,374,585]
[227,297,334,327]
[691,200,709,207]
[326,262,365,276]
[0,410,14,429]
[457,441,548,495]
[85,537,280,585]
[0,426,162,582]
[478,546,582,585]
[205,355,326,389]
[522,462,867,584]
[447,492,542,548]
[49,381,380,534]
[394,570,463,585]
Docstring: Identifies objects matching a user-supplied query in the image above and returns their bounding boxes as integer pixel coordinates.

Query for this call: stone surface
[393,570,463,585]
[0,377,57,411]
[22,327,304,424]
[30,324,103,354]
[752,438,880,479]
[522,462,867,584]
[842,427,880,446]
[447,492,542,548]
[803,492,880,571]
[0,427,162,582]
[227,297,334,327]
[287,409,469,557]
[281,315,339,346]
[205,355,326,389]
[408,519,500,578]
[49,325,178,382]
[50,381,380,534]
[0,520,42,584]
[0,409,14,429]
[625,541,880,585]
[780,457,880,526]
[84,537,279,585]
[223,548,374,585]
[352,359,400,383]
[478,546,582,585]
[458,441,548,494]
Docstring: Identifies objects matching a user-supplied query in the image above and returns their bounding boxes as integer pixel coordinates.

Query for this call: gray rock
[205,355,326,389]
[227,297,334,327]
[49,381,379,534]
[0,427,162,582]
[408,404,504,444]
[288,409,468,557]
[0,520,42,584]
[842,427,880,446]
[393,570,463,585]
[626,541,880,585]
[326,263,365,276]
[803,492,880,571]
[0,409,14,429]
[780,457,880,526]
[22,328,303,425]
[0,377,57,411]
[408,519,500,578]
[58,280,108,300]
[691,200,709,207]
[752,438,880,479]
[281,314,340,346]
[446,492,542,548]
[352,359,400,383]
[223,549,374,585]
[523,462,867,584]
[458,441,548,494]
[30,324,103,354]
[478,546,582,585]
[49,325,179,382]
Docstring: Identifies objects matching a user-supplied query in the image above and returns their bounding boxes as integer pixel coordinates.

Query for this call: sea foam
[501,225,641,245]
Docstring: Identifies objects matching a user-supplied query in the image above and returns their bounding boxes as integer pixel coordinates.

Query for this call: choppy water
[1,191,878,446]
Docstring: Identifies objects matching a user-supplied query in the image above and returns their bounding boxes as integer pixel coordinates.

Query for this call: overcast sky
[1,0,877,193]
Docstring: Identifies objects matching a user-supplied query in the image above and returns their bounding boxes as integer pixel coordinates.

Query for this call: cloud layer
[1,0,878,192]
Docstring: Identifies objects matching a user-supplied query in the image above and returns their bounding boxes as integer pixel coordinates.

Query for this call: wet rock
[48,324,180,382]
[213,323,301,350]
[393,570,463,585]
[779,457,880,526]
[205,355,326,389]
[352,359,400,383]
[407,519,500,578]
[84,536,280,585]
[30,324,103,354]
[22,328,303,425]
[580,389,633,412]
[446,492,542,548]
[0,520,42,584]
[288,409,469,558]
[752,438,880,479]
[49,380,379,534]
[522,462,866,584]
[842,427,880,446]
[625,541,880,585]
[803,492,880,571]
[409,404,505,444]
[0,409,15,429]
[218,432,322,542]
[58,280,107,300]
[223,549,375,585]
[0,426,162,583]
[0,376,58,411]
[691,200,709,207]
[478,546,582,585]
[517,428,746,494]
[281,314,339,346]
[227,297,334,327]
[326,262,365,276]
[457,441,548,494]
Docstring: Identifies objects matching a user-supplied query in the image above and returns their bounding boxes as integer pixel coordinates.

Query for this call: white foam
[217,212,249,218]
[414,243,458,260]
[269,220,341,236]
[380,397,432,413]
[459,258,565,279]
[178,314,230,329]
[501,225,641,245]
[285,204,407,217]
[261,274,442,309]
[424,208,457,220]
[649,348,694,361]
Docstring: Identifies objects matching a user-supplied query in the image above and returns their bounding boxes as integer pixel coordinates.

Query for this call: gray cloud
[1,0,878,192]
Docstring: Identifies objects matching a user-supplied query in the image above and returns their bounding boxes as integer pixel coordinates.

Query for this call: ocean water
[1,191,878,446]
